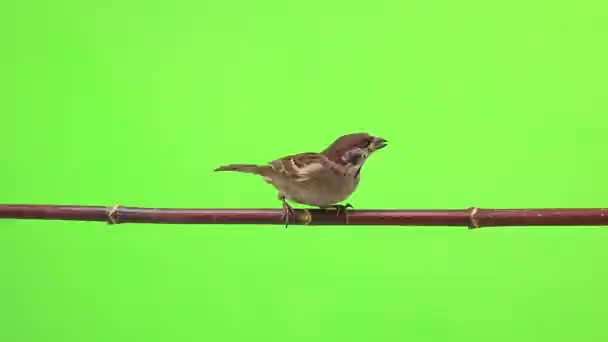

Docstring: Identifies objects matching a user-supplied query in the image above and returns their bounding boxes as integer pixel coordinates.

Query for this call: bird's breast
[275,174,358,207]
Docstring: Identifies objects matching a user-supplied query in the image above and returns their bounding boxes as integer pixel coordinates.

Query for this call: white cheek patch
[343,149,362,164]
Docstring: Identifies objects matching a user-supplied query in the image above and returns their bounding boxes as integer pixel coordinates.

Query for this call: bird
[214,133,387,226]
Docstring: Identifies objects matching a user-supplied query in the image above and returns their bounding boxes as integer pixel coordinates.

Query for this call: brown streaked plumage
[214,133,387,226]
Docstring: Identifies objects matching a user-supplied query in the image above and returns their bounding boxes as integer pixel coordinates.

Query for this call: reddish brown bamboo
[1,204,608,228]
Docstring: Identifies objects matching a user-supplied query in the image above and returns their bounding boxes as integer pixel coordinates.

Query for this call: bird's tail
[214,164,262,175]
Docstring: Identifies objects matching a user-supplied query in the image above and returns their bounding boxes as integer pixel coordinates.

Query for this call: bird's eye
[359,139,371,148]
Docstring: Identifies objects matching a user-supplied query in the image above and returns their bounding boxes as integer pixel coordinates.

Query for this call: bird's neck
[345,161,365,178]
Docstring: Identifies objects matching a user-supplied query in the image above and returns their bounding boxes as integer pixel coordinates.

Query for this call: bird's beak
[370,137,388,151]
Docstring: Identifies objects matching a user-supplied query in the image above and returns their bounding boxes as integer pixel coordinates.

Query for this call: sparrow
[214,133,387,226]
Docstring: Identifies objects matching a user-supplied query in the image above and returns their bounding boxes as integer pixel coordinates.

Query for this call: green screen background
[2,1,607,341]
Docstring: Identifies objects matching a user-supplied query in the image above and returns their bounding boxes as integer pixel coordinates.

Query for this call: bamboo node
[299,209,312,225]
[107,205,120,224]
[468,207,480,229]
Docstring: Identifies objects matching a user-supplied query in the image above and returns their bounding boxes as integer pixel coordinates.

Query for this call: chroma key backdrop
[1,1,608,341]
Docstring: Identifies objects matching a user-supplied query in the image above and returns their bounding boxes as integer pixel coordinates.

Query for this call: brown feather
[214,132,384,208]
[214,164,261,174]
[270,153,326,179]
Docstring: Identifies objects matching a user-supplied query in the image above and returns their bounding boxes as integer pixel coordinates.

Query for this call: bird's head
[322,133,387,173]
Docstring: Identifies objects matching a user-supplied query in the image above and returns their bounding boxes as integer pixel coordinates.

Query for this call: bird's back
[264,154,358,207]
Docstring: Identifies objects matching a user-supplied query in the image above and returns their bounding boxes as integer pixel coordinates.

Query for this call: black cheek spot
[349,154,361,165]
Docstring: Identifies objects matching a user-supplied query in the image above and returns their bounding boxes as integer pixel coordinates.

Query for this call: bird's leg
[279,196,295,228]
[321,203,353,224]
[332,203,353,215]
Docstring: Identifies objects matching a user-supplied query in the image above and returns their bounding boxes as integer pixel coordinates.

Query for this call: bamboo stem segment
[1,204,608,228]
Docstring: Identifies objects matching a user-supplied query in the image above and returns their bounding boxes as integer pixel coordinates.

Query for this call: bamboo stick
[1,204,608,228]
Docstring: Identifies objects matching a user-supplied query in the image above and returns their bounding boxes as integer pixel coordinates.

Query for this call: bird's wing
[269,153,344,182]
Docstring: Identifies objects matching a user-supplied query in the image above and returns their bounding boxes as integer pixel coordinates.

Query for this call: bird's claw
[280,200,295,228]
[329,203,353,224]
